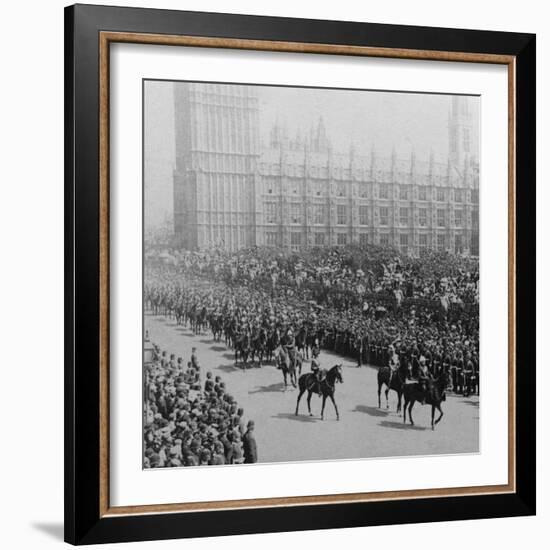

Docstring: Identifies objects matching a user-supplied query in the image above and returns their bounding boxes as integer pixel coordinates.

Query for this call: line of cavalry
[148,297,474,431]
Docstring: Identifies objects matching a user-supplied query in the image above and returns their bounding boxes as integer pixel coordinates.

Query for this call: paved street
[146,314,479,464]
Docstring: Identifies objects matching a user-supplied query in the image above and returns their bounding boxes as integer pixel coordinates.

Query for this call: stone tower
[173,82,261,250]
[448,95,476,171]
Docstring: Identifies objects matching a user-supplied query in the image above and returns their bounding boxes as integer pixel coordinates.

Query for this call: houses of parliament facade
[173,83,479,256]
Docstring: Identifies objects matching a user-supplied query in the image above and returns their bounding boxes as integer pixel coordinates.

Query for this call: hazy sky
[144,81,479,228]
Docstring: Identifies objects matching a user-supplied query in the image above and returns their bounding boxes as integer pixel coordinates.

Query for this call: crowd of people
[145,243,479,396]
[148,244,479,310]
[143,243,479,468]
[144,339,257,468]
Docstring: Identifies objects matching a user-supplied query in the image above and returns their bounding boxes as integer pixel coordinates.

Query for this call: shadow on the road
[459,399,479,406]
[249,382,287,394]
[353,404,391,417]
[210,345,227,352]
[273,412,317,423]
[199,338,212,344]
[217,363,243,373]
[378,419,427,431]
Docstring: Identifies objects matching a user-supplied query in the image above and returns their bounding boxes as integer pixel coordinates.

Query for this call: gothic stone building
[173,83,479,256]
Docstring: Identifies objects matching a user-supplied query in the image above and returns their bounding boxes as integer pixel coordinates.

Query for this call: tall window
[312,180,324,197]
[337,233,347,245]
[454,188,464,203]
[419,208,428,227]
[379,206,389,226]
[266,232,279,246]
[358,183,369,198]
[337,183,346,197]
[380,233,390,246]
[437,234,446,251]
[400,207,409,226]
[418,186,428,201]
[266,178,277,195]
[419,233,428,253]
[359,233,369,246]
[455,234,463,254]
[313,204,325,225]
[455,209,463,227]
[379,184,389,199]
[290,232,302,249]
[336,204,348,225]
[437,208,446,228]
[450,128,458,153]
[472,208,479,229]
[290,203,301,224]
[359,205,369,225]
[266,202,277,224]
[314,232,325,246]
[463,128,471,152]
[399,185,409,200]
[471,189,479,203]
[436,188,445,202]
[399,234,409,254]
[471,235,479,256]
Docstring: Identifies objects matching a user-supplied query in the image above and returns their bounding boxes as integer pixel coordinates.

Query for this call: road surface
[146,314,479,464]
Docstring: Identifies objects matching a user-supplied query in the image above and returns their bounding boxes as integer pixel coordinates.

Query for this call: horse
[377,362,408,412]
[274,346,296,389]
[305,331,318,359]
[194,306,208,335]
[267,328,281,363]
[223,319,235,348]
[295,326,308,359]
[187,304,197,332]
[295,364,344,420]
[461,368,477,397]
[252,328,268,367]
[292,348,304,376]
[402,371,451,430]
[209,314,223,342]
[234,332,251,369]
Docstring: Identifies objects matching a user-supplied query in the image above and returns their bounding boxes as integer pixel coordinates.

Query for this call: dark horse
[209,314,223,342]
[251,328,268,367]
[402,371,451,430]
[377,363,408,413]
[234,332,251,369]
[275,346,296,389]
[295,326,308,360]
[295,364,344,420]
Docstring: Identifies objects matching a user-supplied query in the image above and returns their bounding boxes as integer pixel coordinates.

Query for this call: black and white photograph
[143,80,480,468]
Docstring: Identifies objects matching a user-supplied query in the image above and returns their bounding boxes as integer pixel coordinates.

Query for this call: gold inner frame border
[98,31,516,518]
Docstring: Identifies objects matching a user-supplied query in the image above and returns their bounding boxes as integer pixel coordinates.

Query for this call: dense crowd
[143,339,257,468]
[145,244,479,396]
[148,244,479,310]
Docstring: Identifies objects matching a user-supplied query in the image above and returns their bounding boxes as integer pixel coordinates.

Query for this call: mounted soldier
[309,351,326,395]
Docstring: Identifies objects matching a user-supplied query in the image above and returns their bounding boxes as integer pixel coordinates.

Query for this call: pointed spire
[391,146,397,174]
[370,143,377,176]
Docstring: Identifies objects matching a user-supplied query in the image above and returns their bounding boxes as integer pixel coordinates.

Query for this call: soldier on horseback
[310,347,326,395]
[416,355,432,404]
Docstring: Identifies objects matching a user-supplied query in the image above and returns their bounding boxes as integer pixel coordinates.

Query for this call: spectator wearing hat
[243,420,258,464]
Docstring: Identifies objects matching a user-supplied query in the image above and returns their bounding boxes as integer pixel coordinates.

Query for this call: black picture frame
[65,3,536,545]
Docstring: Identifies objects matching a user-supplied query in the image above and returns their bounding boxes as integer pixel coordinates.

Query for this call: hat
[247,420,255,428]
